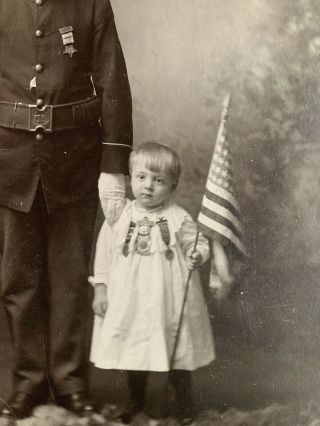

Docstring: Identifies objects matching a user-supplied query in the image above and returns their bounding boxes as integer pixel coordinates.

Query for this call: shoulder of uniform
[93,0,114,26]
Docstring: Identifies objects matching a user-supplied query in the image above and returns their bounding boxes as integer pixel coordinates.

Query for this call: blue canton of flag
[197,94,246,258]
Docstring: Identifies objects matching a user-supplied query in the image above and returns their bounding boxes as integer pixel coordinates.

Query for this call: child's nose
[144,179,153,189]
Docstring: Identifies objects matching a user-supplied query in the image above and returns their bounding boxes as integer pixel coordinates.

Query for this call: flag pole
[169,93,232,370]
[216,93,231,147]
[169,231,199,370]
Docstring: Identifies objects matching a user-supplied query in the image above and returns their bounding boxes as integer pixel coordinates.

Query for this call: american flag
[197,94,246,258]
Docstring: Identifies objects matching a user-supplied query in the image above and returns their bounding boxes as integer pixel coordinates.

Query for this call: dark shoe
[56,392,95,415]
[0,391,42,419]
[176,405,196,425]
[179,415,195,425]
[116,403,141,424]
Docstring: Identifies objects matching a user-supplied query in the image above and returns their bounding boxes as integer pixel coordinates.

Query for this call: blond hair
[129,142,182,185]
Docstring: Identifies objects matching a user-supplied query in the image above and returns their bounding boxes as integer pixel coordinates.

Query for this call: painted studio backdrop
[1,0,320,410]
[112,0,320,405]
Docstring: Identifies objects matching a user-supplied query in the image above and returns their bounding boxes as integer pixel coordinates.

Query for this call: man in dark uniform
[0,0,132,420]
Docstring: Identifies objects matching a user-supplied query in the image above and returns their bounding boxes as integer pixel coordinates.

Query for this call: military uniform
[0,0,132,404]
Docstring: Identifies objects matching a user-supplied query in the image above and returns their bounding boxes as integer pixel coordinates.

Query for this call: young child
[90,142,215,424]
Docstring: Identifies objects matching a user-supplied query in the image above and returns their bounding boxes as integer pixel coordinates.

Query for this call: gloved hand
[210,240,234,302]
[98,173,126,225]
[212,240,234,284]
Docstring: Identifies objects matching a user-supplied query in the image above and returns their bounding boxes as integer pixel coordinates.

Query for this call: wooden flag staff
[169,94,232,370]
[169,231,199,370]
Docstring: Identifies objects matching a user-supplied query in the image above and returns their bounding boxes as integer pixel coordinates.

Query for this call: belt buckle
[29,105,53,133]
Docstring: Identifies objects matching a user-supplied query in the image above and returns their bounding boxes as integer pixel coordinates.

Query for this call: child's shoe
[176,405,196,426]
[116,403,142,424]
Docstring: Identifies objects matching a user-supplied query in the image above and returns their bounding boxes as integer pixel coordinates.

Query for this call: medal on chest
[59,26,78,58]
[136,217,154,255]
[122,215,174,260]
[156,217,174,260]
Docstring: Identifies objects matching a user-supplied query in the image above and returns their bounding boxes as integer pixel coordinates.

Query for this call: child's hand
[92,284,108,317]
[186,250,203,270]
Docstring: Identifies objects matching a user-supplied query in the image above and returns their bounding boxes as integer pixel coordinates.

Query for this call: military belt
[0,96,100,133]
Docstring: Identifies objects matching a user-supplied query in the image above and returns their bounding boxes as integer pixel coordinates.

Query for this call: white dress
[90,200,215,371]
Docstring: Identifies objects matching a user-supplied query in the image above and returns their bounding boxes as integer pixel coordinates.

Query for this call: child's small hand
[186,250,203,270]
[92,284,108,317]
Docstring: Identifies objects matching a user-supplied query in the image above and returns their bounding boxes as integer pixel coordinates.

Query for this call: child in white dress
[90,142,215,423]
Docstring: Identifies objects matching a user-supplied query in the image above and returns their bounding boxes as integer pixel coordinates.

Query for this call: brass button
[35,29,44,38]
[36,98,45,108]
[35,64,43,73]
[36,132,45,142]
[36,0,43,5]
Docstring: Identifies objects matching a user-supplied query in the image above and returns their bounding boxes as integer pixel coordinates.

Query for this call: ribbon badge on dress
[59,26,78,58]
[136,217,154,255]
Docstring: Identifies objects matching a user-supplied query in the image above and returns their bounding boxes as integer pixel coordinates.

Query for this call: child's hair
[129,141,182,185]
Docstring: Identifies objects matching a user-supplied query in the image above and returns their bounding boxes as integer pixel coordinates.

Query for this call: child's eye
[137,175,145,180]
[155,178,163,184]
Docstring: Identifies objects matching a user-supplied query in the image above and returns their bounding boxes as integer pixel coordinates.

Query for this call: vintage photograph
[0,0,319,425]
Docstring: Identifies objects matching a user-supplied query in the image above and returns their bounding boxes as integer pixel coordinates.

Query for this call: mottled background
[111,0,320,408]
[1,0,320,415]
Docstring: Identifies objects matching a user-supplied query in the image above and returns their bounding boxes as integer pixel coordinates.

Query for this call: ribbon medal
[136,217,154,255]
[59,26,78,58]
[156,217,174,260]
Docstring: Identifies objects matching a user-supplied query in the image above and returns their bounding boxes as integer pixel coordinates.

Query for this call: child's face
[131,161,176,210]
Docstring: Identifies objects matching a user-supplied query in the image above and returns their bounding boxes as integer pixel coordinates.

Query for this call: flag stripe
[201,195,243,233]
[199,205,243,241]
[206,180,239,210]
[204,189,240,220]
[197,211,245,254]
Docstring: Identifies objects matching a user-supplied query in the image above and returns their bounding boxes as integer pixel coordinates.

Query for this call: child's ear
[170,182,177,192]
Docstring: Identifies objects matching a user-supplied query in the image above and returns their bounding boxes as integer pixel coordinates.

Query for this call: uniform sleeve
[89,219,113,286]
[177,215,210,264]
[92,0,133,174]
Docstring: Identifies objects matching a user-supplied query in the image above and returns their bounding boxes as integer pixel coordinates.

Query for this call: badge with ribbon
[156,217,174,260]
[136,217,154,255]
[59,26,77,58]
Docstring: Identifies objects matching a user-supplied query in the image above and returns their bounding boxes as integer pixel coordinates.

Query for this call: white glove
[210,240,234,302]
[212,240,234,284]
[98,173,126,225]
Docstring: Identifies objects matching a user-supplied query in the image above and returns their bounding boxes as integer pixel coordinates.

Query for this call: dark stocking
[169,370,194,424]
[118,371,149,423]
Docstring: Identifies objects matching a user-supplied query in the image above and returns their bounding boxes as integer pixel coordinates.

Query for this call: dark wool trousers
[0,186,97,397]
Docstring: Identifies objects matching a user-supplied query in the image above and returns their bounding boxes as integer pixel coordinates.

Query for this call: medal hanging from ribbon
[156,217,173,260]
[59,26,78,58]
[136,217,154,255]
[123,221,136,257]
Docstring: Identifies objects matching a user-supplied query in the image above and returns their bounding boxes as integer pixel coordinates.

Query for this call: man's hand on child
[92,284,108,317]
[186,251,202,270]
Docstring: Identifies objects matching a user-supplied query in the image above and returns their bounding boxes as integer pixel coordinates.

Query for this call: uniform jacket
[0,0,133,212]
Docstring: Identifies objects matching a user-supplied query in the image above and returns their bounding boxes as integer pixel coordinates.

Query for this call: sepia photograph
[0,0,319,425]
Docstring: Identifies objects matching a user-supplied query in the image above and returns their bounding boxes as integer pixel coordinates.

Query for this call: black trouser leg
[169,370,193,418]
[127,370,149,410]
[47,198,97,396]
[0,190,49,397]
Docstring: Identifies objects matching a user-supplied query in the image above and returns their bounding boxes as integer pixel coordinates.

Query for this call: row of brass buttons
[36,132,45,142]
[35,0,46,141]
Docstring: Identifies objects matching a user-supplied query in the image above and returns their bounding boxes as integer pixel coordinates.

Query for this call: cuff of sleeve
[88,276,109,286]
[101,143,132,175]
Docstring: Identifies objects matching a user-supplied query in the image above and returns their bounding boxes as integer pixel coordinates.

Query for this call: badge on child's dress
[136,217,154,255]
[156,217,174,260]
[123,221,136,257]
[59,26,78,58]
